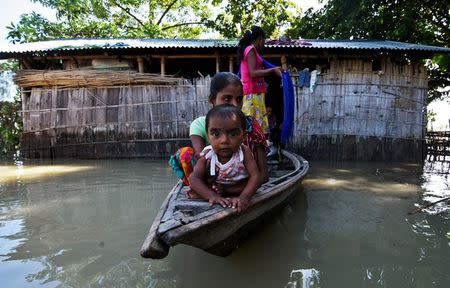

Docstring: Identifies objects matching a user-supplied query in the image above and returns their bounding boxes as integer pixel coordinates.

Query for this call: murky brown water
[0,156,449,287]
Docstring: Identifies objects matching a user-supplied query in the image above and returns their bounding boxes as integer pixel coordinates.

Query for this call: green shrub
[0,97,22,155]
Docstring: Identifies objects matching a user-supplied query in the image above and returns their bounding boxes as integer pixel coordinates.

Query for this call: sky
[0,0,56,46]
[0,0,323,46]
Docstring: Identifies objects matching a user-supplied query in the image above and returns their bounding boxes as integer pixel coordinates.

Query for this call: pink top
[240,45,266,94]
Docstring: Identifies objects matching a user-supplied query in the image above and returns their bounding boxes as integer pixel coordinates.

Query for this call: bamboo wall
[21,56,428,160]
[22,78,211,158]
[290,57,427,160]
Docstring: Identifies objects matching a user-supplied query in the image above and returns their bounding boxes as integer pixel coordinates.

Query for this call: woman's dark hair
[209,72,242,102]
[237,26,266,63]
[205,104,246,132]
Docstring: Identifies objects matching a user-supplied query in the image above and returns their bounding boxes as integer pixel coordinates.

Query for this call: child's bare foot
[186,189,202,199]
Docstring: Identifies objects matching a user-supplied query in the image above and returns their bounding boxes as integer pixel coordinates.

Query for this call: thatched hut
[1,38,449,160]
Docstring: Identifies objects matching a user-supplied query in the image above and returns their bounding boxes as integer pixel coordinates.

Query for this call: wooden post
[229,57,234,72]
[137,56,145,73]
[215,52,220,73]
[160,56,166,77]
[315,64,321,72]
[21,58,32,69]
[281,55,287,70]
[21,90,28,130]
[67,58,78,69]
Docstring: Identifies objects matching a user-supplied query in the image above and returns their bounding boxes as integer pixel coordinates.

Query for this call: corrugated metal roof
[1,38,449,56]
[0,39,236,54]
[267,39,450,52]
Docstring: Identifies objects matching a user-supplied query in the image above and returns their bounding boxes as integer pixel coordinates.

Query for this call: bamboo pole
[281,55,287,70]
[137,56,144,73]
[215,51,220,73]
[229,57,234,72]
[161,56,166,76]
[14,69,181,88]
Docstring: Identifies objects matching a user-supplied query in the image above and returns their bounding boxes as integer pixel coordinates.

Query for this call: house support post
[281,55,287,70]
[229,57,234,72]
[215,51,220,73]
[160,56,166,76]
[137,56,144,73]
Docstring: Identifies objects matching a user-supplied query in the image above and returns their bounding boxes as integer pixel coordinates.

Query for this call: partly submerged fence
[426,131,450,160]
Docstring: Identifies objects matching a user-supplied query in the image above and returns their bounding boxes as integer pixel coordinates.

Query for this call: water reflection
[421,156,450,215]
[287,268,320,288]
[0,164,96,184]
[165,187,308,288]
[1,159,177,287]
[284,160,449,288]
[0,158,449,287]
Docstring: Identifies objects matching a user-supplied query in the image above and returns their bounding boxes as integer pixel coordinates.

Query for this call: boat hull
[140,150,308,258]
[166,181,302,256]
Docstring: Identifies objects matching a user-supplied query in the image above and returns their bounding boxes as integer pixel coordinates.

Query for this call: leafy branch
[157,0,178,25]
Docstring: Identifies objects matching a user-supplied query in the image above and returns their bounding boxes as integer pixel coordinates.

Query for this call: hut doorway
[266,75,284,149]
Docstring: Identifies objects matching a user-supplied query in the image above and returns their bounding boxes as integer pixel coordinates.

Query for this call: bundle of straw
[14,69,184,88]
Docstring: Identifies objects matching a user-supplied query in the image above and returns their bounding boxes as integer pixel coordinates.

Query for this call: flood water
[0,156,449,287]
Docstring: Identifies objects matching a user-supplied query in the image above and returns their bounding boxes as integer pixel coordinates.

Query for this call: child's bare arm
[230,146,261,213]
[254,145,268,184]
[189,157,231,207]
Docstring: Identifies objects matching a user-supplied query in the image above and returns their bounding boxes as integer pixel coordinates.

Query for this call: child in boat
[189,104,261,213]
[169,72,268,187]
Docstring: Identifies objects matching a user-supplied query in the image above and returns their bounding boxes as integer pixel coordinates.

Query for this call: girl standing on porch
[238,26,282,135]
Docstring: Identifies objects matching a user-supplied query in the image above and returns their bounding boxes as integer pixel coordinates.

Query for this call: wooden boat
[140,150,309,259]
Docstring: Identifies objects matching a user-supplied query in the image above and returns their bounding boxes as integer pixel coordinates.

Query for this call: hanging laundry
[298,68,310,88]
[310,70,318,93]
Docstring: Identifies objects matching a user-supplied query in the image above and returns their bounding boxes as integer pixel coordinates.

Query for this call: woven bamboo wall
[20,56,428,160]
[290,57,427,160]
[22,77,211,158]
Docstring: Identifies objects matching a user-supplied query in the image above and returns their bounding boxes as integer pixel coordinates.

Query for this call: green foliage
[287,0,446,44]
[0,98,22,155]
[1,60,21,154]
[7,0,298,42]
[0,60,19,72]
[7,0,218,42]
[7,12,65,43]
[286,0,450,103]
[208,0,298,38]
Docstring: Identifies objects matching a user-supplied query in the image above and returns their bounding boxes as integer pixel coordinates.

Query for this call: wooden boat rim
[160,150,308,241]
[140,149,309,258]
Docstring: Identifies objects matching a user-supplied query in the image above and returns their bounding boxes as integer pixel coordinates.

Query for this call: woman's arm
[247,49,281,78]
[190,135,206,160]
[189,116,207,160]
[189,157,231,207]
